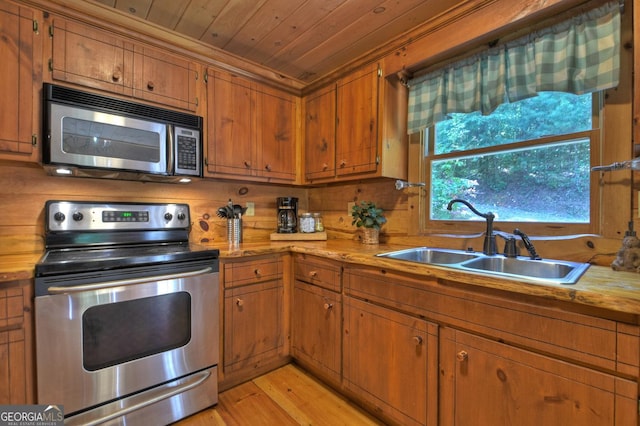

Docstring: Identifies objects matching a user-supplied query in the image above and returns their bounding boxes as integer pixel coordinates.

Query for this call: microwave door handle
[167,125,175,174]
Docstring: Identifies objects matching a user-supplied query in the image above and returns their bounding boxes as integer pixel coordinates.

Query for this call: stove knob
[177,212,186,221]
[72,212,84,221]
[53,212,65,222]
[164,212,173,221]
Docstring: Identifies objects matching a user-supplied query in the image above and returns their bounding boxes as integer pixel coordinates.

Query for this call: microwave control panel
[175,126,201,176]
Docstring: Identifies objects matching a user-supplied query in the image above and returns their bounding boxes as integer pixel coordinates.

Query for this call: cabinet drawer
[224,258,281,288]
[293,253,341,291]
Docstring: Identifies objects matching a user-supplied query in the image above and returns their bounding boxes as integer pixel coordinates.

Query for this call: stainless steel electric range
[34,200,219,426]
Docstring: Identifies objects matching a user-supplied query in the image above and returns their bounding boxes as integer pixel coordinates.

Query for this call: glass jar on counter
[313,213,324,232]
[299,213,315,233]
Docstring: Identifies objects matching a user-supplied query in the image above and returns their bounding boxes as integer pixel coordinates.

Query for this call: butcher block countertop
[3,239,640,317]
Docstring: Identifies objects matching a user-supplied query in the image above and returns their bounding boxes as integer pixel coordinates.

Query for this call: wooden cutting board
[270,232,327,241]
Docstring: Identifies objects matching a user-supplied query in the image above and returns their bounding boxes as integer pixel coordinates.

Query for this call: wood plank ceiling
[89,0,466,85]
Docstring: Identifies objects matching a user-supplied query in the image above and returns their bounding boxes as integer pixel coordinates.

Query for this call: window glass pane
[430,139,590,223]
[434,92,592,154]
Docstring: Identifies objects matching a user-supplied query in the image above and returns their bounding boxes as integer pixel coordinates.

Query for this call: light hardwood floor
[174,364,383,425]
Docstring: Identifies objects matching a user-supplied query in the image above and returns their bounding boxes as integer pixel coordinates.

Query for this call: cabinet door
[0,281,34,404]
[336,63,379,177]
[304,85,336,181]
[256,87,297,182]
[51,18,133,95]
[440,328,638,426]
[0,1,41,161]
[292,281,341,384]
[344,296,430,426]
[132,46,199,111]
[206,70,255,178]
[224,280,283,372]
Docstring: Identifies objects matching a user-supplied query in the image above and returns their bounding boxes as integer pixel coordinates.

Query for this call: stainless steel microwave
[43,83,202,183]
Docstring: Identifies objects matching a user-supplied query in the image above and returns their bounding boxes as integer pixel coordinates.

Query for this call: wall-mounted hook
[395,180,425,190]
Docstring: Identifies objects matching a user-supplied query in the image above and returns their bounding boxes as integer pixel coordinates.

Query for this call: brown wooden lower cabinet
[343,296,437,426]
[439,327,638,426]
[221,255,288,389]
[224,280,283,370]
[336,263,639,426]
[292,281,342,386]
[0,279,34,404]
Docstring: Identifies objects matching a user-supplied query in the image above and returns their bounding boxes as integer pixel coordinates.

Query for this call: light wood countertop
[4,239,640,316]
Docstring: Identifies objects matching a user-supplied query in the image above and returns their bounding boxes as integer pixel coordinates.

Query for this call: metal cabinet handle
[265,164,272,171]
[147,81,154,90]
[323,302,333,310]
[254,268,261,276]
[457,350,468,362]
[309,270,318,278]
[236,298,244,307]
[339,159,347,168]
[413,336,423,345]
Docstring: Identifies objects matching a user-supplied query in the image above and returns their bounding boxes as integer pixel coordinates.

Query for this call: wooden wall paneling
[308,179,410,241]
[0,162,308,255]
[599,2,634,240]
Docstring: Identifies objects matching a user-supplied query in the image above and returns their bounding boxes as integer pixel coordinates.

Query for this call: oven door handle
[47,267,213,294]
[73,369,212,426]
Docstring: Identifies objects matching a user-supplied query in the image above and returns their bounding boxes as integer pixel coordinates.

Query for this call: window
[422,91,601,235]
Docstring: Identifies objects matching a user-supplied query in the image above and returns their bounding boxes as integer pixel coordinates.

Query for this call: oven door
[35,264,218,417]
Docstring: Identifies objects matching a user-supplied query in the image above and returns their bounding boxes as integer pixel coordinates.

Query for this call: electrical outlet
[245,202,255,216]
[347,202,355,216]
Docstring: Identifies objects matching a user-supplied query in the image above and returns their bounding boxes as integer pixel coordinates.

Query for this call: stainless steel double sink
[376,247,590,285]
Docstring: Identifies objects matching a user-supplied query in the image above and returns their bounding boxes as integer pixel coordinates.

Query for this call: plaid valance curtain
[406,1,621,134]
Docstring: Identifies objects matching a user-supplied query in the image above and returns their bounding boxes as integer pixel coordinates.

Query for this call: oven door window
[82,292,191,371]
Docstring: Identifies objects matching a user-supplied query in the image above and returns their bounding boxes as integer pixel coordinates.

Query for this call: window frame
[417,92,603,237]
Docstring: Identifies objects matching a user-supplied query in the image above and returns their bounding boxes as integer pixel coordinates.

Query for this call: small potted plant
[351,201,387,244]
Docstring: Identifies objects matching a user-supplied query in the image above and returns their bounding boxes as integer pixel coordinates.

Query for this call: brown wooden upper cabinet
[205,69,298,183]
[49,17,199,112]
[0,0,42,163]
[304,63,408,184]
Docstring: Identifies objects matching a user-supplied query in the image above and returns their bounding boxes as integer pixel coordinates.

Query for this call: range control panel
[45,201,190,232]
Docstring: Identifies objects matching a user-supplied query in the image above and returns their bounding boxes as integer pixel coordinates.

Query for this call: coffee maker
[277,197,298,233]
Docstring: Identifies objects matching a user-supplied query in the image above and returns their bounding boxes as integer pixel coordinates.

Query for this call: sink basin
[376,247,480,264]
[376,247,590,285]
[460,256,590,284]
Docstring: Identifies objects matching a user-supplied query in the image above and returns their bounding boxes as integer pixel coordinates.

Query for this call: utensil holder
[227,218,242,245]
